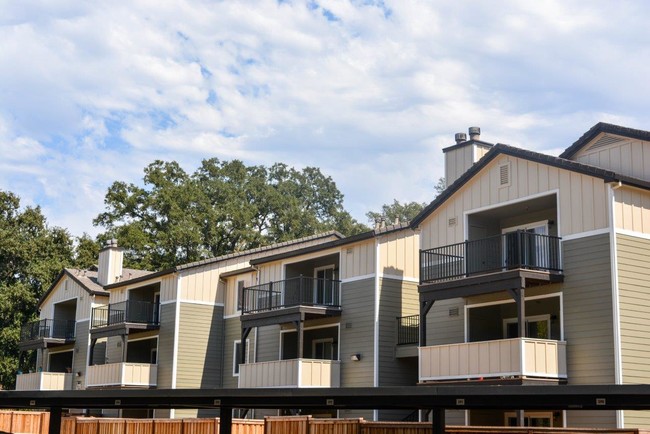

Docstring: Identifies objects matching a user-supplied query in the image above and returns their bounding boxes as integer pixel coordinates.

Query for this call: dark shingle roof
[560,122,650,159]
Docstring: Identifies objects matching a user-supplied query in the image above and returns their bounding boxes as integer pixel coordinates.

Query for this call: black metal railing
[242,276,341,314]
[396,315,419,345]
[91,300,160,328]
[420,231,562,283]
[20,319,76,341]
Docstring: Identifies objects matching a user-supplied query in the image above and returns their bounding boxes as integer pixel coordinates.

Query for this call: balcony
[421,231,562,284]
[238,359,340,388]
[19,319,76,351]
[419,338,567,383]
[397,315,419,345]
[86,363,157,388]
[241,277,342,328]
[90,300,160,338]
[15,372,73,391]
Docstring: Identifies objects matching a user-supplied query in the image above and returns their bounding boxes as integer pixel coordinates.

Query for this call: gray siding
[617,233,650,428]
[176,303,224,388]
[105,336,123,363]
[563,233,616,428]
[156,303,176,389]
[339,278,375,388]
[222,316,258,389]
[73,320,89,389]
[256,325,280,362]
[424,298,465,346]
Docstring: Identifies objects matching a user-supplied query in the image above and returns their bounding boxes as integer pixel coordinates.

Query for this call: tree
[94,159,367,270]
[366,200,426,226]
[0,190,75,389]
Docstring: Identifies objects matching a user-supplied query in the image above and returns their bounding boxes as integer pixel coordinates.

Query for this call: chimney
[443,126,491,186]
[454,133,467,144]
[97,239,124,286]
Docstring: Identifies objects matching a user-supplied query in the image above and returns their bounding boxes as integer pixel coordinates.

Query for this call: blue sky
[2,0,650,237]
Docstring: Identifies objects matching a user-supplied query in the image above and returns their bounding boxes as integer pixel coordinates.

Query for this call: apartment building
[16,226,420,421]
[413,124,650,429]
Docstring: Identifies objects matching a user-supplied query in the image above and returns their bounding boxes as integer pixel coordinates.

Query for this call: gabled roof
[38,267,152,308]
[409,142,650,228]
[103,231,345,289]
[560,122,650,159]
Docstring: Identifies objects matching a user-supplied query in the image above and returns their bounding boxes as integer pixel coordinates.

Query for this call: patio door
[314,265,336,304]
[312,338,337,360]
[502,221,548,269]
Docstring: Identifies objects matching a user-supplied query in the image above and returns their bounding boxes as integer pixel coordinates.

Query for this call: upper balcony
[18,319,76,351]
[90,300,160,338]
[420,231,563,299]
[241,276,341,327]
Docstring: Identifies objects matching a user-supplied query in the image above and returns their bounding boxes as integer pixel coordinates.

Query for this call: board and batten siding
[614,187,650,235]
[341,240,375,280]
[175,303,224,389]
[378,231,418,281]
[40,276,104,322]
[419,155,609,250]
[573,136,650,182]
[562,234,617,428]
[616,233,650,428]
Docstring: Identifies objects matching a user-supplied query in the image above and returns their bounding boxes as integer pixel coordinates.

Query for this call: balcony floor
[241,305,341,328]
[89,322,159,339]
[419,268,564,302]
[18,337,75,352]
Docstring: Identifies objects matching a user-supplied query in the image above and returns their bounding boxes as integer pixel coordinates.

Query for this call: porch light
[350,354,362,361]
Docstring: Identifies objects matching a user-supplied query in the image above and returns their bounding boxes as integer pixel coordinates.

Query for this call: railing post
[268,281,274,309]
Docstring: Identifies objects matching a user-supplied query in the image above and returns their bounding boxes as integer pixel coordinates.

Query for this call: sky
[2,0,650,237]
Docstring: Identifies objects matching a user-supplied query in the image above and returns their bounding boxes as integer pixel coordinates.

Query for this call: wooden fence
[0,411,49,434]
[4,413,650,434]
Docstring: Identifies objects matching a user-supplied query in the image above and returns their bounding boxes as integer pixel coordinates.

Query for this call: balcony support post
[219,407,232,434]
[49,406,62,434]
[121,335,127,361]
[431,408,445,434]
[420,300,435,347]
[294,313,305,358]
[507,285,527,338]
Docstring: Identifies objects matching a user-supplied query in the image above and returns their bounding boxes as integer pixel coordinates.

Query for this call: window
[233,339,250,376]
[312,338,337,360]
[236,281,245,312]
[503,315,551,339]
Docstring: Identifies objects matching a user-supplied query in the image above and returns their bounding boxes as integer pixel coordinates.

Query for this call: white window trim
[232,339,250,377]
[501,220,549,234]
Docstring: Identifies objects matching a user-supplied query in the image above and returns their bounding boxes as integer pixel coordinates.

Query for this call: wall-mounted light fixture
[350,354,361,361]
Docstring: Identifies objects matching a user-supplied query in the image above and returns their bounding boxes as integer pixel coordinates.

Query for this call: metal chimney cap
[468,127,481,138]
[454,133,467,144]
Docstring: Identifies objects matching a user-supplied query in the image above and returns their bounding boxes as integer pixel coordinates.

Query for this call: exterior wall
[420,155,609,250]
[222,317,246,389]
[72,320,89,389]
[573,135,650,181]
[255,326,279,363]
[156,303,176,389]
[175,303,224,389]
[617,233,650,428]
[160,275,177,304]
[424,299,465,347]
[339,278,375,390]
[378,231,418,281]
[614,187,650,235]
[40,275,101,322]
[224,272,255,316]
[445,144,475,187]
[563,234,616,428]
[341,240,375,280]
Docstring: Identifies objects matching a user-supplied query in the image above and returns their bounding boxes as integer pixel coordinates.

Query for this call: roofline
[410,142,650,227]
[38,269,108,309]
[250,224,413,266]
[104,231,346,289]
[560,122,650,159]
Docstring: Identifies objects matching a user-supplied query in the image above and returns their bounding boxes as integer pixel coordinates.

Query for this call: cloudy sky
[2,1,649,237]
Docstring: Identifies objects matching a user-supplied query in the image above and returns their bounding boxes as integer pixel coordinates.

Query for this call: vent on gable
[587,134,626,152]
[499,162,511,187]
[448,217,457,226]
[449,307,459,317]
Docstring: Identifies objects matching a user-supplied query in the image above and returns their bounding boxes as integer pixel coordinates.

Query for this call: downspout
[608,181,623,428]
[373,237,380,421]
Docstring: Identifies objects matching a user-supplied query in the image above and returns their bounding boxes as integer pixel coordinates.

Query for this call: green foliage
[94,159,367,270]
[366,200,426,225]
[0,190,75,389]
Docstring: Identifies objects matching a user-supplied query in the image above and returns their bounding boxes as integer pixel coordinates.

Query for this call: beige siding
[574,135,650,181]
[110,287,128,304]
[614,186,650,235]
[339,278,375,388]
[378,231,419,281]
[176,303,224,388]
[156,303,175,389]
[40,276,104,322]
[420,155,609,250]
[341,240,375,280]
[257,262,283,285]
[445,144,477,186]
[617,233,650,428]
[160,275,177,303]
[224,272,255,316]
[563,234,616,428]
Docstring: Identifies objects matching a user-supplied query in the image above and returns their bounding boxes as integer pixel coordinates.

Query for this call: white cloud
[1,0,650,236]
